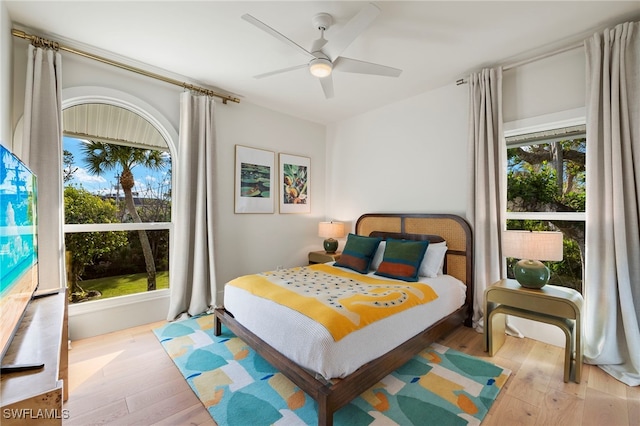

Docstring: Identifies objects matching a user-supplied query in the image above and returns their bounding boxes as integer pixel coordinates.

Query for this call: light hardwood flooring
[63,321,639,426]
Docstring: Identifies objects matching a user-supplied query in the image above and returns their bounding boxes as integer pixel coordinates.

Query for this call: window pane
[65,230,169,303]
[506,219,583,294]
[63,136,171,224]
[507,137,585,213]
[505,125,586,294]
[62,104,172,304]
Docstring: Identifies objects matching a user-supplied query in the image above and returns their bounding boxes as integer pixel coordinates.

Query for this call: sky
[63,136,171,198]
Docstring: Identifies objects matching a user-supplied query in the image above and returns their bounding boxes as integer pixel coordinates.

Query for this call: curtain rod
[12,28,240,104]
[456,41,583,85]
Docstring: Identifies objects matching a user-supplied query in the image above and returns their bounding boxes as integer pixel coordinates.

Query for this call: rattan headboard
[355,213,473,324]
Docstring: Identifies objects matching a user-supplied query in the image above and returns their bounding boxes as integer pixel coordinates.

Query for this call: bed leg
[317,394,333,426]
[318,408,332,426]
[214,313,222,336]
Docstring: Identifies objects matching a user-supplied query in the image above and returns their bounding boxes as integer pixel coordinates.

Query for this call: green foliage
[80,141,170,292]
[64,187,128,295]
[81,141,167,176]
[63,149,77,183]
[88,230,169,277]
[506,219,545,232]
[506,139,586,293]
[562,191,585,212]
[507,140,585,213]
[547,238,583,291]
[65,186,115,224]
[507,164,558,207]
[64,140,172,300]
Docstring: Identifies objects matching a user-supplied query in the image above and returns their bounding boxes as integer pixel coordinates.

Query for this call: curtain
[467,68,506,331]
[167,92,218,320]
[17,44,65,290]
[584,21,640,386]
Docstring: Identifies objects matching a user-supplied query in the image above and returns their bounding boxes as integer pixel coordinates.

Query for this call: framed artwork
[279,153,310,214]
[235,145,275,213]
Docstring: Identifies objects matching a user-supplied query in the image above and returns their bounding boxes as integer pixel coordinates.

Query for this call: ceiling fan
[242,2,402,99]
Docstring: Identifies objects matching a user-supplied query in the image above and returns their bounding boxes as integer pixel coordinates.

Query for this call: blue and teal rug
[154,314,510,426]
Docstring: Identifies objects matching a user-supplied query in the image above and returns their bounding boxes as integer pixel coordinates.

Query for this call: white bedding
[223,265,466,379]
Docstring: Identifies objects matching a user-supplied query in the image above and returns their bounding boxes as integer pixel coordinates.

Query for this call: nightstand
[484,279,583,383]
[308,250,341,265]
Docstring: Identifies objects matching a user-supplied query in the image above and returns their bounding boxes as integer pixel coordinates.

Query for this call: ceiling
[6,1,640,124]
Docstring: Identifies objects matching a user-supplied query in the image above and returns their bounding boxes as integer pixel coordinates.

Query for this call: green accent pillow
[334,233,382,274]
[374,238,430,282]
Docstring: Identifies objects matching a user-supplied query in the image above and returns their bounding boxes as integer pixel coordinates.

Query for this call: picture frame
[279,153,310,214]
[235,145,275,214]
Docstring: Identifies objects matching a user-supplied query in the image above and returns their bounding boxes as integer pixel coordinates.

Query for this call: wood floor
[63,321,639,426]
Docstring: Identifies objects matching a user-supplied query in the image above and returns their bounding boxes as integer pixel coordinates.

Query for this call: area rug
[154,314,510,426]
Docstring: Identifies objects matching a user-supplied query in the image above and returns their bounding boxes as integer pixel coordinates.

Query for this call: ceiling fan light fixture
[309,58,332,78]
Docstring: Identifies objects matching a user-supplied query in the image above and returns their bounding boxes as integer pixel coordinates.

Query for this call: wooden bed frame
[214,213,473,425]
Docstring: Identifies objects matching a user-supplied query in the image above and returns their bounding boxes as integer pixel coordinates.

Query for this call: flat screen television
[0,143,39,367]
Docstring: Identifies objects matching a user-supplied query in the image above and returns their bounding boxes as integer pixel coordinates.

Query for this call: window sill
[68,288,170,316]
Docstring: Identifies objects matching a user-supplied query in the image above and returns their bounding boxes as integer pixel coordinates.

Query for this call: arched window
[61,88,176,304]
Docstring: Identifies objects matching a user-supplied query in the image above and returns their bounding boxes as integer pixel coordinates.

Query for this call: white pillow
[370,241,386,270]
[419,241,448,278]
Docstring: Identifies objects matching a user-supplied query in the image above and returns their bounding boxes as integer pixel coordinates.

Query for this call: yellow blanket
[226,264,438,341]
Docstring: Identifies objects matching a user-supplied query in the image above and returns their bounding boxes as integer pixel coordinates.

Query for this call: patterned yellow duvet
[226,263,438,341]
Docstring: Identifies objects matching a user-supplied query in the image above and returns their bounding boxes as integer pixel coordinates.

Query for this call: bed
[214,213,473,426]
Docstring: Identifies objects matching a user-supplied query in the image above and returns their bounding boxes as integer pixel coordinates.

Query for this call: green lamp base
[323,238,338,254]
[513,259,550,289]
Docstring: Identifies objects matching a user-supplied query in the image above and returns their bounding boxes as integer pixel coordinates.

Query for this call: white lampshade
[502,230,563,261]
[318,221,344,239]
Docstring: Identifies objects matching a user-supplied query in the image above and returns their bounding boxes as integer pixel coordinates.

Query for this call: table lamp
[318,221,344,254]
[502,230,563,289]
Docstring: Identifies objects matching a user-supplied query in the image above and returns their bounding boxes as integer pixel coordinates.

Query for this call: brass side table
[308,250,341,265]
[484,279,584,383]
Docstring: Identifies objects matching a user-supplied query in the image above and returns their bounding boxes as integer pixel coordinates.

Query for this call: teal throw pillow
[334,233,382,274]
[374,238,430,282]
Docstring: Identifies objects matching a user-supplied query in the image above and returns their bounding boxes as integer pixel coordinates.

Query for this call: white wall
[11,35,325,339]
[214,101,326,286]
[325,83,469,239]
[0,1,12,146]
[503,47,585,122]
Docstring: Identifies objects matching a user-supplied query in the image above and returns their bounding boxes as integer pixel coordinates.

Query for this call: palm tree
[82,141,167,291]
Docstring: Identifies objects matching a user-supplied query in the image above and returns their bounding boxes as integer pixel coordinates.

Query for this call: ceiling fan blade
[254,63,308,79]
[323,2,380,61]
[242,13,315,61]
[333,57,402,77]
[319,75,334,99]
